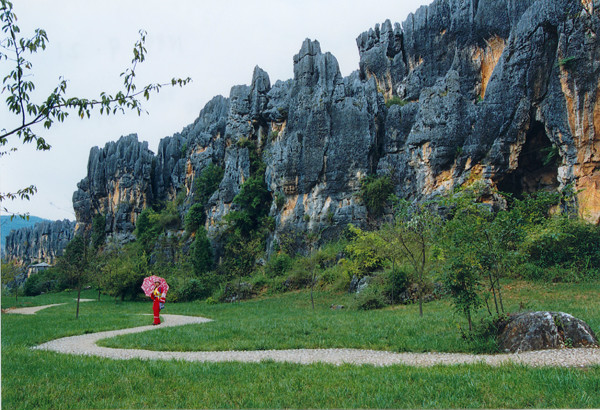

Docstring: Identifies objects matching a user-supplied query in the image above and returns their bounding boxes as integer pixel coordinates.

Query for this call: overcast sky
[1,0,431,222]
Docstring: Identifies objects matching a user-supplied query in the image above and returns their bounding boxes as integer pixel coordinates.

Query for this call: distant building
[27,262,52,278]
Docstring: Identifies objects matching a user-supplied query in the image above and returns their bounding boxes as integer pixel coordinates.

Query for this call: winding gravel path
[30,311,600,367]
[5,299,96,315]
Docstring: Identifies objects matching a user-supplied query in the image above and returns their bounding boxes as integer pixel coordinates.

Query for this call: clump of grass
[385,96,409,108]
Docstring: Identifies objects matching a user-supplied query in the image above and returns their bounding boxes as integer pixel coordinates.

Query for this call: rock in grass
[498,311,598,353]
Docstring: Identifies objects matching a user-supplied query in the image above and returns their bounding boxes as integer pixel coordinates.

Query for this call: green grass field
[2,281,600,409]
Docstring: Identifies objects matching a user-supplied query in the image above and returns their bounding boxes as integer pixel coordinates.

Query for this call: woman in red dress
[151,280,166,325]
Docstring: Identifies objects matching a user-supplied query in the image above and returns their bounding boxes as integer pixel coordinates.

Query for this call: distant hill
[1,215,49,255]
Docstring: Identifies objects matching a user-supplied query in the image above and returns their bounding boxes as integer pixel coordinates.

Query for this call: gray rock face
[51,0,599,257]
[498,311,599,352]
[360,0,600,222]
[4,220,76,265]
[264,39,384,246]
[72,134,155,242]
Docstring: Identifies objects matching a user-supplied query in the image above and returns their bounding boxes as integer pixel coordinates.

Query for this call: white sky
[1,0,431,221]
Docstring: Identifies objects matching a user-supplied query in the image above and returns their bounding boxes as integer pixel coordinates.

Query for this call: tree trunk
[488,272,499,315]
[310,270,316,311]
[391,258,395,304]
[484,296,492,316]
[76,282,82,319]
[467,309,472,332]
[495,274,505,313]
[419,286,423,317]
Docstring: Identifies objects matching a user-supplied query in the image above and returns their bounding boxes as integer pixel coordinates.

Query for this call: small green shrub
[284,260,313,290]
[352,286,387,310]
[319,264,346,286]
[185,203,205,233]
[274,191,286,209]
[383,268,409,304]
[248,273,269,291]
[358,175,394,217]
[167,276,213,303]
[522,217,600,279]
[461,314,507,354]
[175,190,187,206]
[217,280,254,302]
[158,202,181,230]
[327,211,335,224]
[193,163,224,205]
[264,253,293,278]
[556,56,577,68]
[23,269,68,296]
[385,96,409,108]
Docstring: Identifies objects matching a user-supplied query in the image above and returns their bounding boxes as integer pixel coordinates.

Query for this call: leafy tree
[191,227,213,276]
[1,260,22,302]
[184,164,224,234]
[227,174,271,236]
[193,163,224,205]
[380,199,441,316]
[358,174,394,217]
[221,230,262,281]
[220,156,271,280]
[185,203,205,234]
[443,252,483,332]
[439,184,521,328]
[91,213,107,250]
[342,224,386,278]
[100,243,147,301]
[56,235,88,318]
[135,209,161,253]
[0,0,190,214]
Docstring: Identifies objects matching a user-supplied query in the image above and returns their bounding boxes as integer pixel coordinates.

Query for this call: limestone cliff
[68,0,599,252]
[72,134,155,242]
[359,0,600,221]
[4,219,76,265]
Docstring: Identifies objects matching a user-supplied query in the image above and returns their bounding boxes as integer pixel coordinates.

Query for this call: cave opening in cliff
[497,121,559,198]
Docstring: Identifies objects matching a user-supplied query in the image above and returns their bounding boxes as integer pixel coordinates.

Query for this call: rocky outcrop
[360,0,600,222]
[67,0,599,254]
[498,311,599,352]
[263,39,384,244]
[72,134,155,242]
[4,219,76,265]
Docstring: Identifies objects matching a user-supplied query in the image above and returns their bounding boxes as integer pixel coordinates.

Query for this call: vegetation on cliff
[11,183,600,349]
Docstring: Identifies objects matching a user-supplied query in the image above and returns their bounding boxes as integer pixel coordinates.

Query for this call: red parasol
[141,275,169,297]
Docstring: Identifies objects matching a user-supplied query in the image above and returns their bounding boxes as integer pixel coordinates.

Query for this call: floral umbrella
[141,275,169,297]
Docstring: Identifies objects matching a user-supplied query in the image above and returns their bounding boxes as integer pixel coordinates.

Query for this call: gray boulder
[498,311,599,353]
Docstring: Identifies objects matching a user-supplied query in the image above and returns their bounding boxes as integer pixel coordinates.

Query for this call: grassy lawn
[2,282,600,409]
[99,280,600,353]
